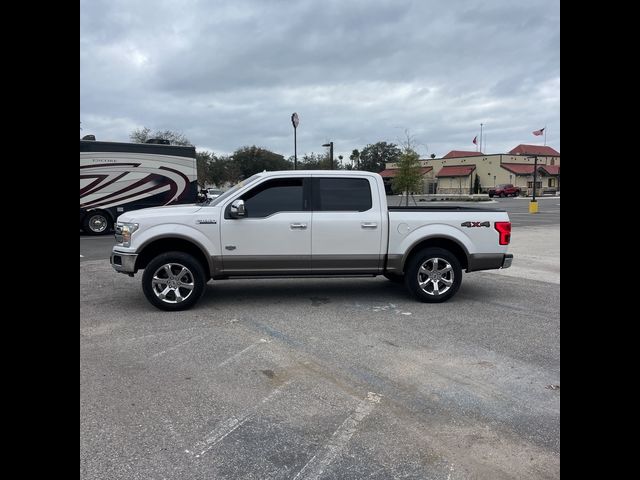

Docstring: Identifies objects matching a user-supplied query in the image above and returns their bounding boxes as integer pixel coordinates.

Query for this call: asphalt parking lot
[80,200,560,479]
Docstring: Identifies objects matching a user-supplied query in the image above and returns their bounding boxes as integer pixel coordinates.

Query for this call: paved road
[81,224,560,479]
[80,197,559,261]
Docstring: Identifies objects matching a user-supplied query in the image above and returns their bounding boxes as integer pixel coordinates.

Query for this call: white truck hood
[117,204,204,223]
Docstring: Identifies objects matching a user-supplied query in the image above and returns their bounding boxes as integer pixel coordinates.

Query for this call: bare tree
[129,127,193,146]
[392,131,423,206]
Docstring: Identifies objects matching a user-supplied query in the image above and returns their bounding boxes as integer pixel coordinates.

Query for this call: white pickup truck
[111,170,513,310]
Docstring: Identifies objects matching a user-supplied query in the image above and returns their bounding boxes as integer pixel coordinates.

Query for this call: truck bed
[388,205,505,212]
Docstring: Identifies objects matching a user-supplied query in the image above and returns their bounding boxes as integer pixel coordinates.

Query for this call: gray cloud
[80,0,560,160]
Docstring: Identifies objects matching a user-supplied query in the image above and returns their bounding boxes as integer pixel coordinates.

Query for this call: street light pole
[322,142,334,169]
[291,113,299,170]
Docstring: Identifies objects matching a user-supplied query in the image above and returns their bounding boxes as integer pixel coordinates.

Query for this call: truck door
[310,176,383,274]
[219,177,312,275]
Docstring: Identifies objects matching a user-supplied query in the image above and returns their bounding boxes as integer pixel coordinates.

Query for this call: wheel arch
[135,237,213,279]
[402,237,469,273]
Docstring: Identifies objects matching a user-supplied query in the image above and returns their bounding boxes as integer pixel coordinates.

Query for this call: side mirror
[229,199,246,218]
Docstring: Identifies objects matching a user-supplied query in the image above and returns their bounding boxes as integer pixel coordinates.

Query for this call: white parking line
[186,380,293,458]
[151,336,199,358]
[293,392,382,480]
[217,338,269,368]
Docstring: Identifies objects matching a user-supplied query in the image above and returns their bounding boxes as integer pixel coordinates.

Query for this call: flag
[472,135,477,145]
[532,128,545,136]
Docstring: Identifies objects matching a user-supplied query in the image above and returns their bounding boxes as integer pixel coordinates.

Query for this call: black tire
[488,193,494,198]
[383,272,404,284]
[142,251,206,311]
[404,247,462,303]
[82,210,112,235]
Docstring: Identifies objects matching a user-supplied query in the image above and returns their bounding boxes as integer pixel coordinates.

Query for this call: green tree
[359,142,401,172]
[473,174,481,194]
[392,147,423,206]
[195,151,216,188]
[129,127,192,146]
[298,152,326,169]
[231,146,291,179]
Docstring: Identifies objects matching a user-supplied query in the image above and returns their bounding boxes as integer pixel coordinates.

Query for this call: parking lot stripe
[217,338,269,368]
[293,392,382,480]
[187,379,293,458]
[151,336,199,358]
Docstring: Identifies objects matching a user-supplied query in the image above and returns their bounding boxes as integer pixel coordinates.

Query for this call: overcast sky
[80,0,559,161]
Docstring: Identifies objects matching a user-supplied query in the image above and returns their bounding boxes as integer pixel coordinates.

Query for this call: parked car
[488,184,520,198]
[206,188,224,199]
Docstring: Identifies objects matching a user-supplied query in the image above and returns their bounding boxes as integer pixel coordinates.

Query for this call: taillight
[495,221,511,245]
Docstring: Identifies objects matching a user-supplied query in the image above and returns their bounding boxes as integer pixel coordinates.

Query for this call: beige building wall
[437,175,474,194]
[386,153,560,194]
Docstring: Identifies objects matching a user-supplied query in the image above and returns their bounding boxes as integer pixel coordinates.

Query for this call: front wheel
[83,211,112,235]
[142,252,206,311]
[404,247,462,303]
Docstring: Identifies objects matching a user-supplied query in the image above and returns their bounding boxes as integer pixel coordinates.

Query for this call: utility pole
[291,113,299,169]
[322,142,334,169]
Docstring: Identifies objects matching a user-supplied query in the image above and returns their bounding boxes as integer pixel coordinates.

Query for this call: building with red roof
[509,144,560,156]
[378,166,434,194]
[383,143,559,195]
[442,150,484,159]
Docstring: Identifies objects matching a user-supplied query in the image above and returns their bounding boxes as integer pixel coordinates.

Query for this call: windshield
[207,173,263,206]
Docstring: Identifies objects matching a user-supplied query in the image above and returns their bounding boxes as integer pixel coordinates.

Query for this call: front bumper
[110,251,138,274]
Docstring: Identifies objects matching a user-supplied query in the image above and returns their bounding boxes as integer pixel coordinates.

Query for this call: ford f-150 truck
[111,171,513,310]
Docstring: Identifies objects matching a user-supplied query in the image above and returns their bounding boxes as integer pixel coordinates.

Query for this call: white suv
[206,188,223,199]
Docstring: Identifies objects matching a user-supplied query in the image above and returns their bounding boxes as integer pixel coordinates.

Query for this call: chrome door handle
[290,223,307,230]
[361,222,378,229]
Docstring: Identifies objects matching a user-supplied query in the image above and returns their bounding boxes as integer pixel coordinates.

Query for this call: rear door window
[313,178,372,211]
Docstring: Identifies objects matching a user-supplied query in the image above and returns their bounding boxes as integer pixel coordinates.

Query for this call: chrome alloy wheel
[89,214,108,233]
[416,257,455,296]
[151,263,195,304]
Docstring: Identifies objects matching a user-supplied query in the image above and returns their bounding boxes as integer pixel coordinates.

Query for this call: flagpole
[480,123,483,153]
[544,125,547,146]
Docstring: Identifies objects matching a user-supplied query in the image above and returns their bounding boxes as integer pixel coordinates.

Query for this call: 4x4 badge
[461,221,490,227]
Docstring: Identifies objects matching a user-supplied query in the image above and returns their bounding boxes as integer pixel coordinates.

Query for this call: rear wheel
[404,247,462,303]
[82,211,112,235]
[142,252,206,311]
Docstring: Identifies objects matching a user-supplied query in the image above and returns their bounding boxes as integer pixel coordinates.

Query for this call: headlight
[115,222,139,247]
